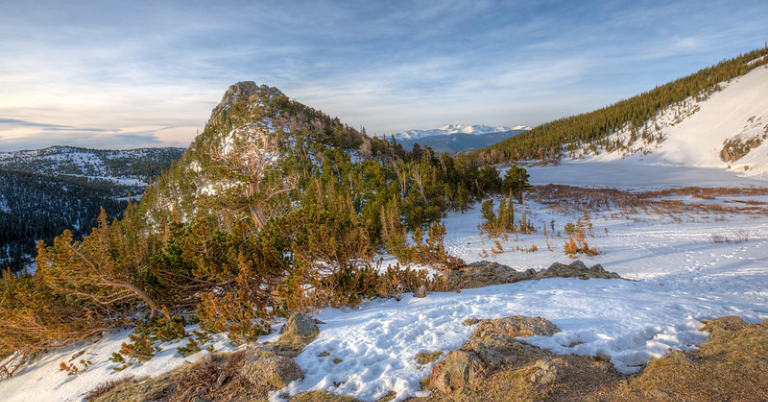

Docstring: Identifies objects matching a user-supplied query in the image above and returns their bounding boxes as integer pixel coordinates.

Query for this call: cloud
[0,132,163,152]
[0,118,111,132]
[0,119,174,151]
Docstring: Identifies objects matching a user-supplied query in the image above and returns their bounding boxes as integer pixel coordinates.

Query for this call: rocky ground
[411,315,768,402]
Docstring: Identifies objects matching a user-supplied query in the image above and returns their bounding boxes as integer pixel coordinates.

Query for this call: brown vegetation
[530,184,768,216]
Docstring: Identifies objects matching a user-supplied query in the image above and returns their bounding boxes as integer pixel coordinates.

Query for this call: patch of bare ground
[530,184,768,215]
[408,354,625,402]
[89,351,264,402]
[596,315,768,402]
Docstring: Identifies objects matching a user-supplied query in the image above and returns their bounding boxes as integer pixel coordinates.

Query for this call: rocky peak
[207,81,286,128]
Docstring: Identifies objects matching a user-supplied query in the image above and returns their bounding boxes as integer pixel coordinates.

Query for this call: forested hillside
[0,170,129,272]
[480,47,768,162]
[0,147,184,272]
[0,146,185,182]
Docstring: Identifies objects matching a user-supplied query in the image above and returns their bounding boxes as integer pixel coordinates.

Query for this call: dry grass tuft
[415,351,443,365]
[83,376,135,401]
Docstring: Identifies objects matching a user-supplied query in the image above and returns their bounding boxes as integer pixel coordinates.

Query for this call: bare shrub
[530,184,768,218]
[564,228,599,257]
[735,229,750,243]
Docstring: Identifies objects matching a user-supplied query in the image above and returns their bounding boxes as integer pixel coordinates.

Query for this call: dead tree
[207,126,298,231]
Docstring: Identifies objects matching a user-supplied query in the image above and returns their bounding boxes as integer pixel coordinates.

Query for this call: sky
[1,1,767,151]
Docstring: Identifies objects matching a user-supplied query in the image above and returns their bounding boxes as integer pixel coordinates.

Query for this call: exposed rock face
[430,316,560,393]
[720,133,765,163]
[443,260,622,290]
[462,316,559,370]
[271,312,322,357]
[280,312,320,338]
[529,359,563,385]
[240,354,303,389]
[537,260,622,280]
[235,312,321,391]
[207,81,286,127]
[472,315,560,339]
[413,284,427,298]
[429,350,485,393]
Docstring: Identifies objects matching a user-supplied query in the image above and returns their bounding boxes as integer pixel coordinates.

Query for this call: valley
[0,146,184,272]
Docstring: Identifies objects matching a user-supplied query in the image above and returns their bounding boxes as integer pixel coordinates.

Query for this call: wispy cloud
[0,130,165,151]
[0,118,111,132]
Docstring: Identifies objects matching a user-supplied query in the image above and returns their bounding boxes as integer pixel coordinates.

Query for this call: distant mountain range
[391,124,531,141]
[386,124,531,153]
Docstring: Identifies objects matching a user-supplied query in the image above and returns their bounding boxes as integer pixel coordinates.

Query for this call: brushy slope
[481,47,768,162]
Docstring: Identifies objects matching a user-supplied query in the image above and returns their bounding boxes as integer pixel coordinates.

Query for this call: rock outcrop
[720,133,765,163]
[240,354,303,389]
[429,316,561,393]
[429,350,485,393]
[271,312,321,357]
[207,81,285,127]
[443,260,623,290]
[230,312,322,392]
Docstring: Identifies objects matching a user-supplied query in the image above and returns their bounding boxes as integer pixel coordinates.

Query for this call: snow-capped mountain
[388,124,531,153]
[392,124,531,141]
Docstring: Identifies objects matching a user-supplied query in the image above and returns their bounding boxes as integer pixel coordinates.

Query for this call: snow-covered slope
[579,65,768,177]
[391,124,530,141]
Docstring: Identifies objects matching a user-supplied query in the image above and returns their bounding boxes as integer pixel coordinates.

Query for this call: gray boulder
[529,359,563,385]
[429,350,485,393]
[442,260,623,290]
[240,354,303,389]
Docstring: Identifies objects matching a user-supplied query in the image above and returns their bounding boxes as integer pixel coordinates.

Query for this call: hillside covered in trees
[0,147,184,272]
[479,47,768,163]
[0,82,531,373]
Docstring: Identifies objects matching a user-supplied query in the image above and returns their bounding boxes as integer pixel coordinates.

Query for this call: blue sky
[1,0,766,151]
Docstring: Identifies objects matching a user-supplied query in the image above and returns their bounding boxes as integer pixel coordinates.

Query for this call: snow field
[268,186,768,401]
[271,275,765,401]
[568,65,768,176]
